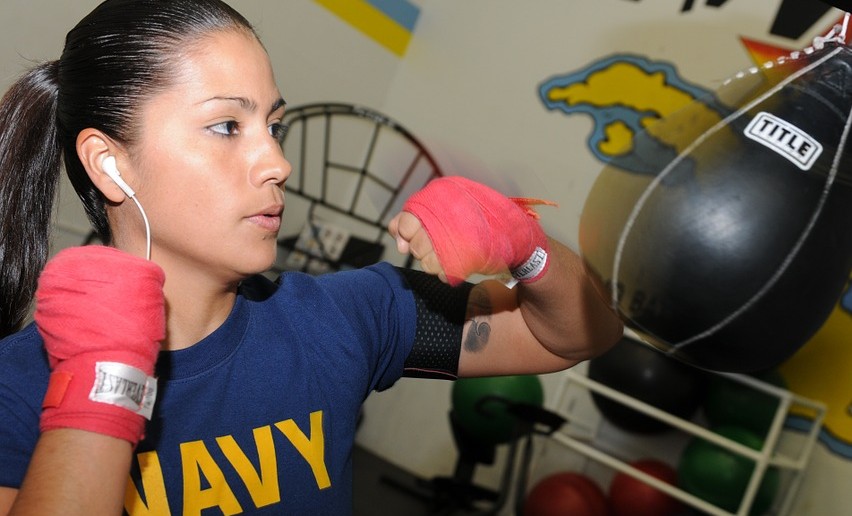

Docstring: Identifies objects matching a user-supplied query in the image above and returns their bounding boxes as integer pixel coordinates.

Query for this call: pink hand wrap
[403,176,554,286]
[35,246,166,445]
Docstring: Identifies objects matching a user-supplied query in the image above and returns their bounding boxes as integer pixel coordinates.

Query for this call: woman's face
[125,29,291,283]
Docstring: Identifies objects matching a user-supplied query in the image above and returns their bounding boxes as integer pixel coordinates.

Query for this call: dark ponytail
[0,62,61,337]
[0,0,257,337]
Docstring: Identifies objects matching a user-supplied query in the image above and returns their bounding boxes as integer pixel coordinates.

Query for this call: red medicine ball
[523,471,608,516]
[609,459,684,516]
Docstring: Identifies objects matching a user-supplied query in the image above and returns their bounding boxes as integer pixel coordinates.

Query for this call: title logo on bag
[744,112,823,170]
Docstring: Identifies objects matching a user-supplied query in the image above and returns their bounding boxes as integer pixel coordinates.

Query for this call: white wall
[2,1,850,514]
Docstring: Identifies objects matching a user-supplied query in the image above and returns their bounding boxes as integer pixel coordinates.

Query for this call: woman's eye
[269,122,289,143]
[210,120,240,136]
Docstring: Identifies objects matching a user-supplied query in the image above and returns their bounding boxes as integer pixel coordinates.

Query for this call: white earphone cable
[129,195,152,261]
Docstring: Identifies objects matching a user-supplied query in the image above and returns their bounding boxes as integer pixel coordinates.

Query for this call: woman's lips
[248,205,283,232]
[248,214,281,232]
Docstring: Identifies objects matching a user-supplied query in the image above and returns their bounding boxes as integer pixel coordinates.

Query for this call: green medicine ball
[678,425,780,515]
[451,375,544,445]
[703,370,787,438]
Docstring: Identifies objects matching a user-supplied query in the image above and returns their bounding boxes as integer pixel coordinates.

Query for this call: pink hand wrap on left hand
[35,246,166,444]
[403,176,554,286]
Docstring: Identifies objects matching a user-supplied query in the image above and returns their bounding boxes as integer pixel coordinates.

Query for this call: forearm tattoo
[464,286,492,353]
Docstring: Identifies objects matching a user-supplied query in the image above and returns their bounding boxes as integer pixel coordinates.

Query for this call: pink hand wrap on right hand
[403,176,554,286]
[35,246,165,444]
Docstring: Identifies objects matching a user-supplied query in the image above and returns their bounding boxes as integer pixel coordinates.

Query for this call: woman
[0,0,622,514]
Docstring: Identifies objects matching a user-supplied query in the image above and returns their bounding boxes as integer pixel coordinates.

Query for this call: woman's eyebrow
[199,96,286,116]
[270,97,286,115]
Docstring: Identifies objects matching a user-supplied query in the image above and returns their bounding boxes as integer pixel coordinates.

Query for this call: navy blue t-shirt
[0,263,416,515]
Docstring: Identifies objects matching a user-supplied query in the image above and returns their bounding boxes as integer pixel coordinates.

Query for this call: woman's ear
[76,128,131,203]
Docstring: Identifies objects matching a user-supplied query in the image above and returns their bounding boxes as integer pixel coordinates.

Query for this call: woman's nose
[253,143,292,188]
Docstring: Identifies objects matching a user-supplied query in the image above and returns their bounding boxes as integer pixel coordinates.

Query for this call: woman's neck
[159,261,240,352]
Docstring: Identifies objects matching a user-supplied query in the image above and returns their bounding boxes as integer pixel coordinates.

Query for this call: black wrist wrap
[398,267,473,380]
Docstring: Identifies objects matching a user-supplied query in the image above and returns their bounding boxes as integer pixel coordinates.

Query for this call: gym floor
[352,445,507,516]
[352,445,433,515]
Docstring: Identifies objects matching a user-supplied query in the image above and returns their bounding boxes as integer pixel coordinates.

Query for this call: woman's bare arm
[5,429,132,516]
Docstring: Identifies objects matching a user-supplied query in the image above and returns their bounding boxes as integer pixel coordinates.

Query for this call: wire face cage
[273,103,443,275]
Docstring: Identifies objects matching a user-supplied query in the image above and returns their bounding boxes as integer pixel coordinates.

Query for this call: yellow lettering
[275,410,331,489]
[217,426,281,508]
[180,440,243,516]
[125,451,171,516]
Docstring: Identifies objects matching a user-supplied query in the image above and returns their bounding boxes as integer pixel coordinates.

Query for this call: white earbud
[102,155,136,198]
[101,154,152,261]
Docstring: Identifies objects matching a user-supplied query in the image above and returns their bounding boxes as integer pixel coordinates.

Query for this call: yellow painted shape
[781,301,852,445]
[547,62,723,157]
[315,0,412,56]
